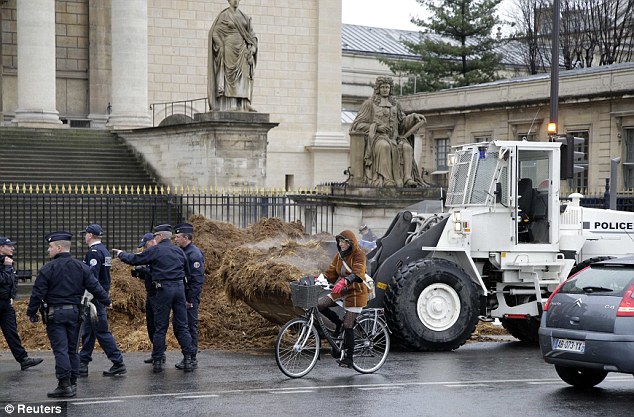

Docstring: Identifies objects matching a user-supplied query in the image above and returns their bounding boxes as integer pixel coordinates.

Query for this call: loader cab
[445,140,560,250]
[516,151,552,243]
[510,143,560,246]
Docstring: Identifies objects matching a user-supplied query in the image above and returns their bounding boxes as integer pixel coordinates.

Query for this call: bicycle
[274,279,390,378]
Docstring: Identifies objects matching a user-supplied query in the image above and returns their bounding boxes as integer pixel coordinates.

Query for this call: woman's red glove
[332,279,347,294]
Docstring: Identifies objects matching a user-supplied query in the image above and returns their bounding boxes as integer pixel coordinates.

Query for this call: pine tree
[383,0,504,93]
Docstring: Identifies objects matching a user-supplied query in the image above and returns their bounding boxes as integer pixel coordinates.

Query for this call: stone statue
[350,76,426,187]
[207,0,258,112]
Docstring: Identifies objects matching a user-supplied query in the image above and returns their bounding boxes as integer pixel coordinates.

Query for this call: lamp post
[549,0,560,137]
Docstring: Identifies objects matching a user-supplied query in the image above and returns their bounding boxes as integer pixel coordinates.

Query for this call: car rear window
[561,266,634,295]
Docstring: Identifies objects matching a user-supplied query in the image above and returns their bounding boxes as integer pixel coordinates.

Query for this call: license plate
[554,338,585,353]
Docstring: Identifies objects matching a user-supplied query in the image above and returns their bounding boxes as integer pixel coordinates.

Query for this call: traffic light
[551,134,585,179]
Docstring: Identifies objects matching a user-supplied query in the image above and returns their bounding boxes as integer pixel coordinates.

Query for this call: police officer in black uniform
[173,223,205,370]
[131,232,163,364]
[113,224,195,373]
[0,236,43,371]
[27,231,111,398]
[78,224,126,377]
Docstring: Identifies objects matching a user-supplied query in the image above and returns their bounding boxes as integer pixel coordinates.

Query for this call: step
[0,153,142,162]
[0,127,160,188]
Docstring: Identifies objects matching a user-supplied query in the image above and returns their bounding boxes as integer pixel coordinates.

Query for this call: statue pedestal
[292,184,443,235]
[117,111,278,189]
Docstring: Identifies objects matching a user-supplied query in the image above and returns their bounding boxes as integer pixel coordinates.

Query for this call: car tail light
[617,282,634,317]
[544,281,566,312]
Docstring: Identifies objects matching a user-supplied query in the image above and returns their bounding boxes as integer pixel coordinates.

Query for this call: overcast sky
[342,0,516,33]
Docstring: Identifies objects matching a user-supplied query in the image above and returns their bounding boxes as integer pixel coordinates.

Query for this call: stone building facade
[400,63,634,194]
[0,0,346,189]
[2,2,634,193]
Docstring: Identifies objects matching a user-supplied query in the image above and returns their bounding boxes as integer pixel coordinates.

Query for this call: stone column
[107,0,151,130]
[13,0,62,127]
[306,0,347,185]
[87,0,112,128]
[313,0,344,145]
[0,6,4,123]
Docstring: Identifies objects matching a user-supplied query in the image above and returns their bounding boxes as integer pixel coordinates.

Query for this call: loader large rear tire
[500,316,540,344]
[384,258,480,351]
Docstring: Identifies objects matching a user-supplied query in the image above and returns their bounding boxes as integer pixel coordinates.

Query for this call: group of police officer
[0,222,205,398]
[114,223,205,374]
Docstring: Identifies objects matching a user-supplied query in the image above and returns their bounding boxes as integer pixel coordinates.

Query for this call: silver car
[539,257,634,387]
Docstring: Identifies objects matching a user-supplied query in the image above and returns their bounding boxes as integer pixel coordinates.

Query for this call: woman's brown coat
[323,229,368,308]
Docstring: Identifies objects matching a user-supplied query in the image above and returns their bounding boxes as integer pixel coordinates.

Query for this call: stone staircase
[0,127,160,187]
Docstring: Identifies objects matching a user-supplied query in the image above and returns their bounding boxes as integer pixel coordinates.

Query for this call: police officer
[131,232,162,365]
[113,224,195,373]
[27,232,112,398]
[173,223,205,370]
[0,236,43,371]
[78,224,126,377]
[359,224,378,242]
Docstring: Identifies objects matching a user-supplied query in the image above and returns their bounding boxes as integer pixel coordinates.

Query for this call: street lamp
[549,0,560,138]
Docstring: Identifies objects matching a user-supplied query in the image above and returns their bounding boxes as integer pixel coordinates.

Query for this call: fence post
[603,178,610,209]
[610,157,621,210]
[304,207,316,235]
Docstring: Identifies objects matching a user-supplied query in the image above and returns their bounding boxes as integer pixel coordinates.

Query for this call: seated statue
[350,76,426,187]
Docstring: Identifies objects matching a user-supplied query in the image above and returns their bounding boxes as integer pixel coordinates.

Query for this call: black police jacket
[84,242,113,292]
[0,264,16,300]
[182,242,205,303]
[26,252,111,317]
[132,265,154,294]
[118,239,190,283]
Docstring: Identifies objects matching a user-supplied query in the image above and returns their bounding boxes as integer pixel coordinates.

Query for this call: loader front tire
[385,258,480,351]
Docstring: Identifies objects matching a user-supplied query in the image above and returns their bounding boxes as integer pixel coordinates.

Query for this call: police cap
[0,236,16,246]
[45,231,73,242]
[153,224,172,233]
[175,223,194,235]
[137,233,155,248]
[80,223,103,236]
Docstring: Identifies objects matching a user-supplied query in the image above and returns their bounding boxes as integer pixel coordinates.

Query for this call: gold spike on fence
[0,183,303,198]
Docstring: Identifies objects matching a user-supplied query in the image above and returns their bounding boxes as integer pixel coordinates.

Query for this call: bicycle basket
[290,281,323,309]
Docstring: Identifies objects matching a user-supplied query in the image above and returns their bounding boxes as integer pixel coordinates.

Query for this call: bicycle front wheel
[275,317,320,378]
[352,316,390,374]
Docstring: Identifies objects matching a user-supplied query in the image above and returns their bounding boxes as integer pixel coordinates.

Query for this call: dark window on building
[566,130,589,193]
[433,138,449,187]
[436,138,449,171]
[624,129,634,189]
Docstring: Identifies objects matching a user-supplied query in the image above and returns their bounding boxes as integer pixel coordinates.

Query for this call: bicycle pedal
[337,359,354,369]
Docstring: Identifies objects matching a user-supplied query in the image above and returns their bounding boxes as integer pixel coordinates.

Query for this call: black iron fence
[5,182,634,281]
[0,184,334,277]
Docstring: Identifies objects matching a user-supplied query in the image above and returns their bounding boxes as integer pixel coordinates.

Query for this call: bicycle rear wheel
[275,317,320,378]
[352,316,390,374]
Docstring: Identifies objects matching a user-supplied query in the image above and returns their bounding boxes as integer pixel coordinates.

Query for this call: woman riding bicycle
[318,230,368,368]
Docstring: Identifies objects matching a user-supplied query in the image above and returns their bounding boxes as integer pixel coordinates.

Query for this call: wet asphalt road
[1,341,633,417]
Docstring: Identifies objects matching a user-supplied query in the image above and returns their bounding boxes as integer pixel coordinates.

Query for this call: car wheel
[555,365,607,388]
[385,258,480,351]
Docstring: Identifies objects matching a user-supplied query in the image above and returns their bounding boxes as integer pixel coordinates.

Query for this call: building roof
[342,24,423,58]
[342,23,525,67]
